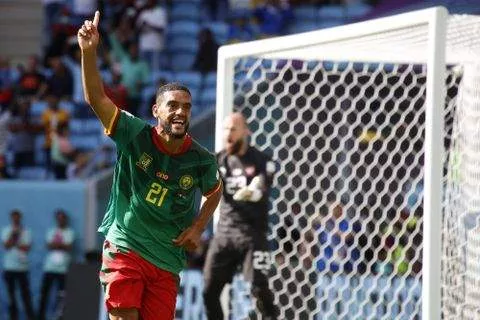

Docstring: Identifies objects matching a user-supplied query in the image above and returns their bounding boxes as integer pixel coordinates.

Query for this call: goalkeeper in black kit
[203,112,278,319]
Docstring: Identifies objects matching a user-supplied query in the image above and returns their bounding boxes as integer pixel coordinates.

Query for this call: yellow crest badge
[179,175,194,190]
[136,153,153,171]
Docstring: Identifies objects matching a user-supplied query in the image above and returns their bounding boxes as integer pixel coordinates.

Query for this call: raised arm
[77,11,117,129]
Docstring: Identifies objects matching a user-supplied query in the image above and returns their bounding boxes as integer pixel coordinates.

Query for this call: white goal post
[215,6,480,319]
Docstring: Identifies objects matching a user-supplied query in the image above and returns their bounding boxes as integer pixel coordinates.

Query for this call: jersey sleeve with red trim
[105,109,148,150]
[200,153,221,197]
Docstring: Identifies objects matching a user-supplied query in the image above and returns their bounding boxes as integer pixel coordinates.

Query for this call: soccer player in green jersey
[78,11,223,320]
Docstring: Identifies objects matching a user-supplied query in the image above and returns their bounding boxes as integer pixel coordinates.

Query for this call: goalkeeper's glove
[233,176,263,202]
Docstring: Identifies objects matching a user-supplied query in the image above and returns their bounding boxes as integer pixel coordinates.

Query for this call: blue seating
[203,72,217,89]
[31,100,48,117]
[169,21,200,37]
[151,70,174,84]
[293,5,318,22]
[287,22,318,34]
[174,71,202,89]
[34,135,46,165]
[59,100,75,114]
[168,37,199,54]
[345,3,372,19]
[202,22,229,44]
[70,134,100,151]
[17,167,47,180]
[199,87,216,108]
[317,20,345,29]
[171,2,201,20]
[318,5,346,20]
[69,119,84,135]
[170,53,197,72]
[83,119,103,134]
[69,119,102,135]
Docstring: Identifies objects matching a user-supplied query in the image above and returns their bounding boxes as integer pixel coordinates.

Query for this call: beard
[161,118,190,139]
[226,139,244,155]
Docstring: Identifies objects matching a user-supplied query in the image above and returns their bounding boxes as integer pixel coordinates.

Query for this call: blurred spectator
[1,209,35,320]
[41,94,70,172]
[204,0,228,20]
[104,70,129,110]
[253,0,293,37]
[316,202,361,274]
[0,57,18,109]
[63,41,86,108]
[111,11,137,49]
[16,55,47,99]
[44,30,70,63]
[66,151,96,179]
[41,0,65,44]
[192,28,219,74]
[109,36,149,115]
[0,103,12,179]
[41,57,74,101]
[38,209,75,320]
[51,123,75,179]
[8,98,40,174]
[135,0,167,71]
[72,0,97,22]
[227,16,258,43]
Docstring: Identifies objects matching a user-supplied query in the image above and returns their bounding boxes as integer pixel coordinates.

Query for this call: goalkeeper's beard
[227,139,244,155]
[160,118,190,139]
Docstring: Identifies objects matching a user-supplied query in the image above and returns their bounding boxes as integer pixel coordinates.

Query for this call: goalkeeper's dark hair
[156,83,191,104]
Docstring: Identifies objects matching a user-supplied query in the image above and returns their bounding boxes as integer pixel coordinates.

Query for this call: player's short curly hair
[155,82,191,103]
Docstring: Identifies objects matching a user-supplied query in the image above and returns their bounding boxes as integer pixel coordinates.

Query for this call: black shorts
[203,235,271,287]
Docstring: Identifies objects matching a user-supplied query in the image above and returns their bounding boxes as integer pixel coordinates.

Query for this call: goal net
[215,7,480,319]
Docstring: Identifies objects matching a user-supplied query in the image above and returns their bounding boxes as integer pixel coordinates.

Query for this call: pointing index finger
[92,11,100,27]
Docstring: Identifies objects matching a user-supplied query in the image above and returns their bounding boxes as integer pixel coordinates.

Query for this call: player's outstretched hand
[172,225,202,252]
[233,187,253,201]
[77,11,100,51]
[233,176,263,202]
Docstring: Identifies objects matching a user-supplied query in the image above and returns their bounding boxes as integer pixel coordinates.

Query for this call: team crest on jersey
[179,175,194,190]
[136,153,153,171]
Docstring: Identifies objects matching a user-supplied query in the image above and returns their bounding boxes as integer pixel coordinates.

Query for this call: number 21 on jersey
[146,182,168,207]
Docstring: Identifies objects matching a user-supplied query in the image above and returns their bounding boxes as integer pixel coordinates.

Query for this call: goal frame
[215,7,448,319]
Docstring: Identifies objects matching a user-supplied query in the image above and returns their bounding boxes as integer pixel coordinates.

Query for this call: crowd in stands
[0,0,374,181]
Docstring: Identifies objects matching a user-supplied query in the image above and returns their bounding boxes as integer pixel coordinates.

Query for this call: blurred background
[0,0,479,319]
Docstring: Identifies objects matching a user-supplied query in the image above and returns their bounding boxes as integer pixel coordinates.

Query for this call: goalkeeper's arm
[233,175,265,202]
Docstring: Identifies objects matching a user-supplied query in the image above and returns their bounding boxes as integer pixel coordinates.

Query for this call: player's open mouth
[171,119,186,128]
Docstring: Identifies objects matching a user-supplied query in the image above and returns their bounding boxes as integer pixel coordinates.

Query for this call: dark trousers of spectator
[14,151,34,170]
[53,163,67,180]
[38,272,66,320]
[3,271,35,320]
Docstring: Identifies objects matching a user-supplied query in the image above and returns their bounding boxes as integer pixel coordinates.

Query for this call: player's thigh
[109,307,139,320]
[140,269,179,320]
[100,241,144,311]
[203,239,239,289]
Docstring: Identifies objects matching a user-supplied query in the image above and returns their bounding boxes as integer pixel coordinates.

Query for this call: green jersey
[99,109,220,274]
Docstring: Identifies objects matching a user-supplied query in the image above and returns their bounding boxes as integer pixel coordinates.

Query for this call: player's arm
[173,181,223,251]
[195,180,223,230]
[78,11,117,130]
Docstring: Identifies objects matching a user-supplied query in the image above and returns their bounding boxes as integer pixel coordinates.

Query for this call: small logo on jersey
[136,153,153,171]
[156,171,169,180]
[245,166,255,177]
[179,175,194,190]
